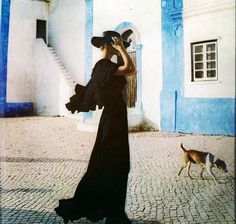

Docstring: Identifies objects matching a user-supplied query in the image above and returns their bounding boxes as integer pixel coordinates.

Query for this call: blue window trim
[160,0,235,135]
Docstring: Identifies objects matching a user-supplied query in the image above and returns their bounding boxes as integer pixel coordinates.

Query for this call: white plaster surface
[7,0,48,102]
[32,39,73,116]
[48,0,85,85]
[6,0,235,130]
[93,0,163,127]
[183,0,235,98]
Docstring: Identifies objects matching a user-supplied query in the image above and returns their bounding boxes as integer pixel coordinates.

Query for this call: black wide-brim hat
[91,30,130,49]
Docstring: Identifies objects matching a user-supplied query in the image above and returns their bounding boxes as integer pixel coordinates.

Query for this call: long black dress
[55,59,131,223]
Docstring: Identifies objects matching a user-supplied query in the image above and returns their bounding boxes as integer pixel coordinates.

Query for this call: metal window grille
[124,51,137,108]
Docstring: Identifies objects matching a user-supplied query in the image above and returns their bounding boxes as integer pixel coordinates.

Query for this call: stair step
[48,46,76,93]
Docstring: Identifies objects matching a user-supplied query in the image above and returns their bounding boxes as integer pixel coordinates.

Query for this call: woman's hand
[111,37,136,76]
[111,37,125,51]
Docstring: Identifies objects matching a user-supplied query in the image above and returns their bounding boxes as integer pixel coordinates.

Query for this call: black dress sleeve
[92,59,119,107]
[65,59,119,114]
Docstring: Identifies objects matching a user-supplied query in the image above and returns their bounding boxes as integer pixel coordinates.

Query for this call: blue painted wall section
[0,0,33,117]
[0,0,10,104]
[177,97,235,135]
[160,0,183,131]
[115,22,133,32]
[84,0,93,83]
[161,0,235,135]
[84,0,93,118]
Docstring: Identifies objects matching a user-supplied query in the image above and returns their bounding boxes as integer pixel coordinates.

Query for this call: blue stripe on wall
[160,0,183,131]
[176,97,236,136]
[0,0,10,103]
[0,0,33,117]
[84,0,93,118]
[84,0,93,83]
[161,0,235,136]
[4,102,34,117]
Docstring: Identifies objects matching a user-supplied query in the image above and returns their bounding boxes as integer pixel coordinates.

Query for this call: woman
[55,30,136,224]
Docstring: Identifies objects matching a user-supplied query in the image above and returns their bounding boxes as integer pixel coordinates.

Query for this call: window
[191,40,218,82]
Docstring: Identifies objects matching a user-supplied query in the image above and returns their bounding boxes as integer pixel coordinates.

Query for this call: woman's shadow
[73,219,161,224]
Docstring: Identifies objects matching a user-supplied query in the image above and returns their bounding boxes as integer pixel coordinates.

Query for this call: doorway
[36,19,47,43]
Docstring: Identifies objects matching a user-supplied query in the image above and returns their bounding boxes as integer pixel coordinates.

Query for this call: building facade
[0,0,235,135]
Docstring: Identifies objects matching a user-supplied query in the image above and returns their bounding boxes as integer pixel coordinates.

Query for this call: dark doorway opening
[36,20,47,43]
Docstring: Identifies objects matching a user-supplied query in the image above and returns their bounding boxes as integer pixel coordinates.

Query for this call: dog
[178,143,228,183]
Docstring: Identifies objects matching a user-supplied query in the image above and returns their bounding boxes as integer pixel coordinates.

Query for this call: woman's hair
[100,45,105,50]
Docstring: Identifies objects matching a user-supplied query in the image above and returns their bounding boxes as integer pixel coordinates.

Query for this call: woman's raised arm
[111,37,137,76]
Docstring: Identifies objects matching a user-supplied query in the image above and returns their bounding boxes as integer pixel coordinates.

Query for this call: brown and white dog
[178,143,228,183]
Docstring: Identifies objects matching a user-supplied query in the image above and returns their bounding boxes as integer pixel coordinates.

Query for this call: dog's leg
[200,166,205,179]
[178,164,186,176]
[206,164,218,184]
[186,161,193,180]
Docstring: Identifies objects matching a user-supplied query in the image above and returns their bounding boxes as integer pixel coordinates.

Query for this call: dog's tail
[180,143,187,151]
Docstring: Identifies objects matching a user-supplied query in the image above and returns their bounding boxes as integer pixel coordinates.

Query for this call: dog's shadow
[178,175,233,185]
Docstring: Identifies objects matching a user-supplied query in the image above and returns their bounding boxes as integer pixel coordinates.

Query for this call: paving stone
[0,117,235,224]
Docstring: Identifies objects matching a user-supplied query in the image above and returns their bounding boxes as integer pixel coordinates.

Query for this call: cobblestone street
[0,117,235,224]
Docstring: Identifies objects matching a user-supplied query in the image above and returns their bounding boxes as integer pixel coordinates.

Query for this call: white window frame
[191,40,218,82]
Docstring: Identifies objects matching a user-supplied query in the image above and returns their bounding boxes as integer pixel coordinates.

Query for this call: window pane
[195,54,203,61]
[207,53,215,60]
[195,45,203,53]
[207,62,216,69]
[206,44,215,52]
[195,63,203,69]
[207,70,216,78]
[195,71,203,78]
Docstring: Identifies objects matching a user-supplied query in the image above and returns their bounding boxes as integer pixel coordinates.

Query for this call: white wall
[7,0,163,125]
[93,0,162,127]
[183,0,235,98]
[7,0,48,102]
[48,0,85,85]
[32,39,73,116]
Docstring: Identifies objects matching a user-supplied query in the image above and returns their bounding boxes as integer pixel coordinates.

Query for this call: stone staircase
[47,47,142,132]
[47,46,100,128]
[47,46,83,119]
[48,47,76,90]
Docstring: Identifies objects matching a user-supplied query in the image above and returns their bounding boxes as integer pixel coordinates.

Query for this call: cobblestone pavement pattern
[0,117,235,224]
